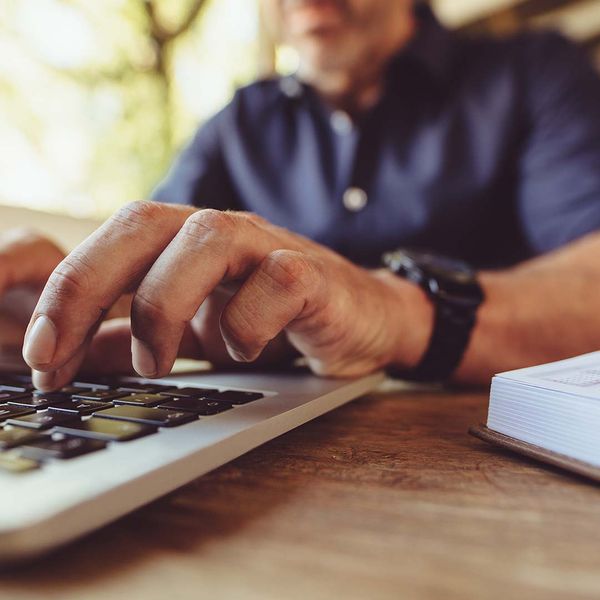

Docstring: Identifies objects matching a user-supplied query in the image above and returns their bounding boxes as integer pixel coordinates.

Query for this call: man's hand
[0,229,65,330]
[22,202,432,390]
[0,229,65,300]
[0,229,65,364]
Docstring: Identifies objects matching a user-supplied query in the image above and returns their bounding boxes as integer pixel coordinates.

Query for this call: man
[5,0,600,390]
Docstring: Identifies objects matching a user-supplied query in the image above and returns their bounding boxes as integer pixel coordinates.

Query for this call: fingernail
[23,315,57,367]
[226,344,252,363]
[32,369,56,392]
[132,338,157,377]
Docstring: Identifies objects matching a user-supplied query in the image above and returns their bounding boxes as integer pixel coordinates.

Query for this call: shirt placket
[329,110,367,214]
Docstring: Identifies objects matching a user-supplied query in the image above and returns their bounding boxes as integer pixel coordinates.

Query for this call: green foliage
[0,0,260,217]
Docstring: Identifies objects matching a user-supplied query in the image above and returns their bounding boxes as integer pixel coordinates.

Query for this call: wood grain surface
[1,387,600,600]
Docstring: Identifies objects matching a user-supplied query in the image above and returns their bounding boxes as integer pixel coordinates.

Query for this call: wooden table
[1,386,600,600]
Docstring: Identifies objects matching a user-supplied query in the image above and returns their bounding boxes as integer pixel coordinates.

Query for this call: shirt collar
[388,3,458,86]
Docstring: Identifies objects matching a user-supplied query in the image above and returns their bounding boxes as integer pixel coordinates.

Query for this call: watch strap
[387,300,478,382]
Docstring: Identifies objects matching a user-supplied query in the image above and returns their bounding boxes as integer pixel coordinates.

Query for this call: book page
[495,351,600,400]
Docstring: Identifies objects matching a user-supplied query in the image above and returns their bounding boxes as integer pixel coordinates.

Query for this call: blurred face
[262,0,415,74]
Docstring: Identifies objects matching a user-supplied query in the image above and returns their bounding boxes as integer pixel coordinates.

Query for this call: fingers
[35,318,202,391]
[129,210,297,377]
[0,229,65,296]
[32,342,88,392]
[31,305,114,390]
[82,318,202,375]
[220,250,327,362]
[78,318,135,376]
[23,202,196,373]
[23,204,314,381]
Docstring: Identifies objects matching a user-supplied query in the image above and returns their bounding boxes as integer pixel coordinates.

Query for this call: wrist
[373,268,434,371]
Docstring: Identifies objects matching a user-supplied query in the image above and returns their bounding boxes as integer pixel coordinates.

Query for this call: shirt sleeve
[150,109,238,209]
[517,33,600,254]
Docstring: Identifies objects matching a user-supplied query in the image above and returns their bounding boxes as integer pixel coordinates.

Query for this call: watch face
[390,249,473,278]
[385,249,483,306]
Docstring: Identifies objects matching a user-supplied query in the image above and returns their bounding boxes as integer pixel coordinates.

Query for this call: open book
[470,352,600,482]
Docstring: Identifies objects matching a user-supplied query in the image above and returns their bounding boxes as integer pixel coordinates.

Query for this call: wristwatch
[382,248,485,382]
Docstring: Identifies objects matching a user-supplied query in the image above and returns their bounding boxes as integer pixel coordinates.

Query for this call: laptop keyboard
[0,374,264,474]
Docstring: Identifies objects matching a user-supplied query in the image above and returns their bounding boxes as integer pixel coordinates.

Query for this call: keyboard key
[35,390,76,402]
[0,391,30,403]
[209,390,264,405]
[72,380,111,391]
[54,417,157,442]
[158,398,233,416]
[50,400,113,416]
[19,437,106,460]
[159,387,219,398]
[59,386,89,396]
[71,389,129,402]
[0,380,34,393]
[94,405,197,427]
[0,427,45,450]
[116,383,176,394]
[0,451,39,473]
[35,391,79,401]
[0,404,35,423]
[6,411,79,431]
[8,394,73,410]
[113,393,167,407]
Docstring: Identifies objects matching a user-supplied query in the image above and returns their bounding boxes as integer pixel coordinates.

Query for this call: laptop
[0,338,383,564]
[0,207,384,563]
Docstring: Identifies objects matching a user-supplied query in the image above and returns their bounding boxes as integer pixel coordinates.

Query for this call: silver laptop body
[0,368,383,563]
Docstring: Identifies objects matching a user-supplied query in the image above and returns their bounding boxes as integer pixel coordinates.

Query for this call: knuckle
[132,288,170,323]
[263,250,318,293]
[132,278,192,327]
[112,201,166,231]
[184,209,236,239]
[45,253,93,300]
[240,211,267,227]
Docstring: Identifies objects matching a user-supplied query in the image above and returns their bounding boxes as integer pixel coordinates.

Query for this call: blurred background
[0,0,599,219]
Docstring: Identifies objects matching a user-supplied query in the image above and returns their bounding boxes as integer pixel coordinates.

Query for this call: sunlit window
[0,0,260,218]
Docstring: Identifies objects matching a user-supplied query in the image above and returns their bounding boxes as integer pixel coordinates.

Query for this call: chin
[296,32,353,71]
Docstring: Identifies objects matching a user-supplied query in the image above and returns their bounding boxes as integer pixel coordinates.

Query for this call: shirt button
[343,187,368,212]
[330,110,353,135]
[279,77,303,99]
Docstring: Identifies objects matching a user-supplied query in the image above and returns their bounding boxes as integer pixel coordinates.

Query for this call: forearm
[382,232,600,386]
[456,234,600,384]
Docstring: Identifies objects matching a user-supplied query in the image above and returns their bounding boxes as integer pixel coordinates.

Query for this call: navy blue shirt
[152,6,600,269]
